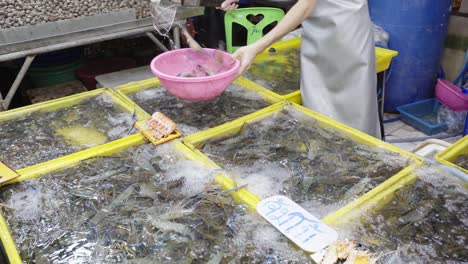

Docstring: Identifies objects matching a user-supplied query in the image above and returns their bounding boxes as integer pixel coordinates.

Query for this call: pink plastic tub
[150,48,240,101]
[435,78,468,111]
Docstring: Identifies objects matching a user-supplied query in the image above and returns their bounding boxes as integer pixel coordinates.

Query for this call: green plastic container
[28,60,83,88]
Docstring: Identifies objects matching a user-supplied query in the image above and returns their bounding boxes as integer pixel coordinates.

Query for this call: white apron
[300,0,380,138]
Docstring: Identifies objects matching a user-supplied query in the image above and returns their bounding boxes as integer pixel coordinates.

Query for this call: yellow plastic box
[182,102,422,219]
[323,172,420,226]
[246,38,399,105]
[375,46,399,74]
[0,140,254,264]
[435,136,468,174]
[0,134,217,264]
[0,88,180,183]
[322,168,466,263]
[0,134,147,264]
[247,38,302,104]
[115,77,284,135]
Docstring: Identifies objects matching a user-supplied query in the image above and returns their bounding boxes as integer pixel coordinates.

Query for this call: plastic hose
[385,132,461,143]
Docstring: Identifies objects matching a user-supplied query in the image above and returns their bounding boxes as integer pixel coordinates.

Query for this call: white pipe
[173,26,181,49]
[2,55,35,110]
[145,32,169,51]
[0,89,4,107]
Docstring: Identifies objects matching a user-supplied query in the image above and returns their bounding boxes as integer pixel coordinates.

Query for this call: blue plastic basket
[397,98,448,135]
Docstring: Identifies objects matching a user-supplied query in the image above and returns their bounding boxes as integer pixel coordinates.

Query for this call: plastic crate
[397,98,448,135]
[1,140,280,263]
[0,134,148,264]
[375,46,398,74]
[323,170,466,262]
[245,38,301,100]
[435,135,468,174]
[246,38,398,105]
[182,102,422,220]
[0,89,180,181]
[0,140,205,264]
[285,91,302,104]
[115,77,284,136]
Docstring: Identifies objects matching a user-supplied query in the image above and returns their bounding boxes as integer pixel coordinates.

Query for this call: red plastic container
[435,78,468,111]
[75,57,136,90]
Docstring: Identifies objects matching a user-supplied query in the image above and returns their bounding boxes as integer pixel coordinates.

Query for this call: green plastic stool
[225,7,285,53]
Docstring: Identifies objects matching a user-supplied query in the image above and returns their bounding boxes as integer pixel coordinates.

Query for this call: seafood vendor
[220,0,380,138]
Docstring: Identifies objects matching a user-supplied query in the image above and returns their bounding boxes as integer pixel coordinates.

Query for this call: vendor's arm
[233,0,316,75]
[219,0,239,11]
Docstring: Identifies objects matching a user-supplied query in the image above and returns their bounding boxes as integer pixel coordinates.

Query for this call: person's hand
[231,43,264,76]
[218,0,239,12]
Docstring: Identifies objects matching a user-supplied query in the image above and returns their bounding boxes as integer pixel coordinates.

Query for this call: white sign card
[256,195,338,253]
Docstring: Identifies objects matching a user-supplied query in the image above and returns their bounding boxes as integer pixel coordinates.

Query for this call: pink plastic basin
[435,78,468,111]
[150,48,240,101]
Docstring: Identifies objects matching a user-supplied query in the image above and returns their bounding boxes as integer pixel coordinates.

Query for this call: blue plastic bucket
[369,0,452,112]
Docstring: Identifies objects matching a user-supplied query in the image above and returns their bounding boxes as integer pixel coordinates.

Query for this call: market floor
[383,113,462,151]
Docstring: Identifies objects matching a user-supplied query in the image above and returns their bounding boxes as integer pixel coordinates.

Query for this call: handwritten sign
[256,195,338,253]
[135,112,177,145]
[0,161,20,184]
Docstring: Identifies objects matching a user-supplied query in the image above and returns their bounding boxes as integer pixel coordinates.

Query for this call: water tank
[369,0,452,112]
